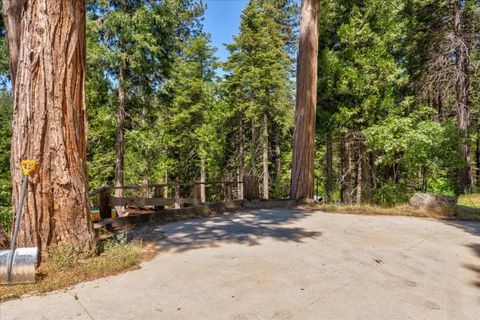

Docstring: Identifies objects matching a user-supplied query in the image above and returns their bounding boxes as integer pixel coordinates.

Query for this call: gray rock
[409,193,457,215]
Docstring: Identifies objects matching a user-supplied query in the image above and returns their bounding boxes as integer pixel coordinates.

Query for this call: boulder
[409,193,457,215]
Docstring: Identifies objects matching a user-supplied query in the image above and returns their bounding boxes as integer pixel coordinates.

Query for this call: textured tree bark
[200,157,206,203]
[290,0,319,201]
[454,0,472,194]
[2,0,26,87]
[262,114,269,199]
[7,0,94,252]
[114,59,126,212]
[325,132,333,202]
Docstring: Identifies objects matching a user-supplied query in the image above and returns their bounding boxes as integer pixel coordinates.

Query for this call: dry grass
[0,239,158,302]
[315,199,480,222]
[458,194,480,208]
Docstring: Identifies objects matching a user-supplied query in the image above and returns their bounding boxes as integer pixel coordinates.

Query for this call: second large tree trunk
[7,0,94,252]
[290,0,319,201]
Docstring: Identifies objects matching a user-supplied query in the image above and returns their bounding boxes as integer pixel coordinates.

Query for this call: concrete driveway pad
[1,209,479,319]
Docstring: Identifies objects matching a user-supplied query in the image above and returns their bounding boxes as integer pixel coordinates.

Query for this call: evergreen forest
[0,0,479,231]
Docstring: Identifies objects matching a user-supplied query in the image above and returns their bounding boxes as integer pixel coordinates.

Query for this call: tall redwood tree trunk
[290,0,319,200]
[5,0,94,252]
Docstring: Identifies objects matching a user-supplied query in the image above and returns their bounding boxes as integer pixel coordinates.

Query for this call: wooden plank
[108,197,196,207]
[243,175,260,200]
[109,197,174,207]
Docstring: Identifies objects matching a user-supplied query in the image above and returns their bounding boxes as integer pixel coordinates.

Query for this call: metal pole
[7,174,29,283]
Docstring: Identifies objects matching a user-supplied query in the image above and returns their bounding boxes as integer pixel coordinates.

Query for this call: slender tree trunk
[238,115,244,199]
[340,136,349,204]
[356,143,362,205]
[200,157,206,203]
[325,131,333,202]
[115,59,126,207]
[340,138,345,203]
[454,0,471,194]
[290,0,319,200]
[476,136,480,189]
[7,0,94,252]
[164,166,168,198]
[274,143,281,180]
[345,139,353,204]
[251,119,258,175]
[262,114,269,199]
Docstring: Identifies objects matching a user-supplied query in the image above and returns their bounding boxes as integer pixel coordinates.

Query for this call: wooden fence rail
[90,178,258,220]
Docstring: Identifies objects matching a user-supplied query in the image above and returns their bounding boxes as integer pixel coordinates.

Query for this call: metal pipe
[7,174,29,283]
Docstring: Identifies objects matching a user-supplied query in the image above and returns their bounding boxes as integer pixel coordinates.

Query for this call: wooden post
[224,182,233,201]
[154,186,165,213]
[99,187,111,219]
[243,176,260,200]
[193,184,202,206]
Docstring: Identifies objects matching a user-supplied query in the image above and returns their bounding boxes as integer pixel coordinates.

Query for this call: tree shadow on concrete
[463,243,480,290]
[149,208,321,253]
[445,220,480,290]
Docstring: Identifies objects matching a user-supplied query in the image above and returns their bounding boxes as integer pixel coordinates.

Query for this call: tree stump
[243,176,259,200]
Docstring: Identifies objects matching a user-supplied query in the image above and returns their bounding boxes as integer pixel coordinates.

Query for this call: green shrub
[427,177,455,196]
[372,181,410,207]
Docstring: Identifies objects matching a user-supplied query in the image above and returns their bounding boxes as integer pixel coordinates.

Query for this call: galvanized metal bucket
[0,247,38,284]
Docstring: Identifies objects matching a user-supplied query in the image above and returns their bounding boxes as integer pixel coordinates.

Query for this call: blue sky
[203,0,249,62]
[203,0,300,74]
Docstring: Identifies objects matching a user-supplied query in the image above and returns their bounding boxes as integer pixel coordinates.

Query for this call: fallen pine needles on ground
[0,239,158,302]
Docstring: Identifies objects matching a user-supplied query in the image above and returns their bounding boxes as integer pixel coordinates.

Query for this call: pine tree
[163,33,222,187]
[224,0,297,199]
